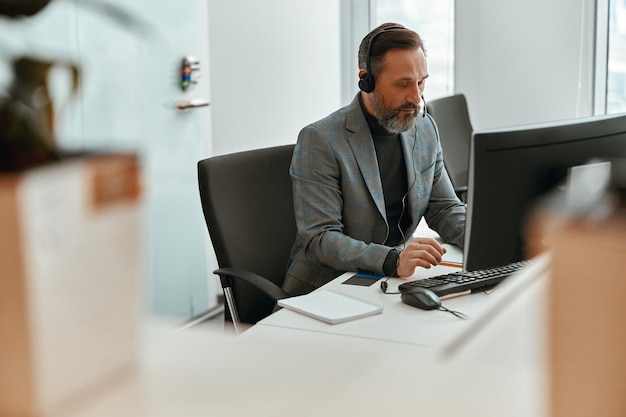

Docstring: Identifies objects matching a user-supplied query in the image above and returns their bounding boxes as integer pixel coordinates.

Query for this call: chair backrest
[197,144,296,324]
[426,94,473,194]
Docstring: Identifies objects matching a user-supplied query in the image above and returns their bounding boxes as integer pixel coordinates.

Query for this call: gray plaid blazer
[283,94,466,295]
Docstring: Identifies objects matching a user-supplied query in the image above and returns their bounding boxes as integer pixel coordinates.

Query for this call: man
[283,23,466,296]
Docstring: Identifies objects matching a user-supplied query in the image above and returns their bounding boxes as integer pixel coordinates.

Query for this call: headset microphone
[422,95,427,118]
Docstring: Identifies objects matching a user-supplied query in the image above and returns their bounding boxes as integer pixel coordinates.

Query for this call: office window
[607,0,626,113]
[375,0,455,99]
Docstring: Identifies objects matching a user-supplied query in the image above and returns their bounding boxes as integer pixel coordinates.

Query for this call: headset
[358,25,428,118]
[358,25,406,93]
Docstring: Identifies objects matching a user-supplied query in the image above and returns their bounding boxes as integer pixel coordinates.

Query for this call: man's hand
[396,237,447,277]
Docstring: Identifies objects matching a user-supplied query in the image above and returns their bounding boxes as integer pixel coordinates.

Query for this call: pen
[439,261,463,268]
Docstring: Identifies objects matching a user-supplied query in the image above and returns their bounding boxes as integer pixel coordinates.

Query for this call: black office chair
[197,145,295,334]
[426,94,474,202]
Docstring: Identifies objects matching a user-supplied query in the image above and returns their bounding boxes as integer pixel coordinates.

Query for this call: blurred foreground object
[0,153,144,417]
[525,159,623,258]
[0,0,51,17]
[526,159,626,417]
[548,214,626,417]
[0,0,150,173]
[0,56,80,172]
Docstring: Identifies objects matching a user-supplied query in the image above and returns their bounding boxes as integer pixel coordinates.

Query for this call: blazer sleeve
[290,124,392,275]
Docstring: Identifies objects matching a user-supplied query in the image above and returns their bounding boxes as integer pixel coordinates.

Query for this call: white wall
[456,0,596,130]
[207,0,343,156]
[0,1,217,320]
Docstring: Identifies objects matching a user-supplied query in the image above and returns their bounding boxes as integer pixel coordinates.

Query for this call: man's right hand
[396,237,447,277]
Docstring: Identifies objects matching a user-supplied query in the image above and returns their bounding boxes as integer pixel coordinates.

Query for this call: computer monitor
[463,112,626,272]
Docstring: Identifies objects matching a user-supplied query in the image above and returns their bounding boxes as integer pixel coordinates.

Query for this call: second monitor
[463,112,626,272]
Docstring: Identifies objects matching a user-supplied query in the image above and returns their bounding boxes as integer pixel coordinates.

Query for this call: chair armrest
[213,267,290,301]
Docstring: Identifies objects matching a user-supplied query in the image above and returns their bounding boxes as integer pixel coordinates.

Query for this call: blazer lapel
[345,96,386,220]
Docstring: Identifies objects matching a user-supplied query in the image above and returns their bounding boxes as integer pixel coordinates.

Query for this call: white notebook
[277,288,383,324]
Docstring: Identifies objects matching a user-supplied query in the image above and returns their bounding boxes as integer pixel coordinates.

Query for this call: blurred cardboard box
[0,154,144,417]
[548,216,626,417]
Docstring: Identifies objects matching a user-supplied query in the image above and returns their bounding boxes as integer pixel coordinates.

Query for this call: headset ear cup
[359,73,374,93]
[359,25,405,94]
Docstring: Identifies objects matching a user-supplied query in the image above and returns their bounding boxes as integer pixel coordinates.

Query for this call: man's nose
[407,82,421,105]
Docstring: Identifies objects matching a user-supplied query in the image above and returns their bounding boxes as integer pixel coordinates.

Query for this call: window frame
[595,0,610,115]
[340,0,455,105]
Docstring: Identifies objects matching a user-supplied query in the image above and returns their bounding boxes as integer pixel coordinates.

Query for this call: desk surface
[40,221,551,417]
[257,254,548,352]
[44,254,550,417]
[53,273,548,417]
[241,254,550,416]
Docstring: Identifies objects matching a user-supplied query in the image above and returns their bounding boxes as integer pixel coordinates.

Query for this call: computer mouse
[400,288,442,310]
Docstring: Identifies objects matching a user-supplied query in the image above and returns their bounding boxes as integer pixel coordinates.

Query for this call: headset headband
[359,25,406,93]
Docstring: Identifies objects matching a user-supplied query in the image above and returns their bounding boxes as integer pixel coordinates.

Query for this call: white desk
[257,254,549,352]
[254,223,474,349]
[258,266,468,350]
[234,255,550,417]
[53,270,548,417]
[249,255,549,416]
[37,258,549,417]
[34,216,551,417]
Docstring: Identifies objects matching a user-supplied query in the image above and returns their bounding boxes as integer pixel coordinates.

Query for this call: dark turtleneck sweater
[358,95,411,249]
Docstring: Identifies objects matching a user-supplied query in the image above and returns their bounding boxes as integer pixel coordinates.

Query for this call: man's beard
[370,91,419,134]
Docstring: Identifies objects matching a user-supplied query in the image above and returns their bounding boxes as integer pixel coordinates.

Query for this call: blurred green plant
[0,0,52,18]
[0,0,149,172]
[0,56,79,171]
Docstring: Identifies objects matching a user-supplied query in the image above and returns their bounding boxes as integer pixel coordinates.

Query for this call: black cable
[380,278,401,294]
[438,305,469,319]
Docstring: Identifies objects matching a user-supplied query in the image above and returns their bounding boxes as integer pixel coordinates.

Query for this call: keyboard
[398,260,532,298]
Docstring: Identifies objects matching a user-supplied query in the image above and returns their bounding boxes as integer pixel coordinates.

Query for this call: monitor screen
[463,112,626,271]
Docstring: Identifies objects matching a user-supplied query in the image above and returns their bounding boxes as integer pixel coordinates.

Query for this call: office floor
[179,301,226,333]
[187,304,256,335]
[194,313,225,332]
